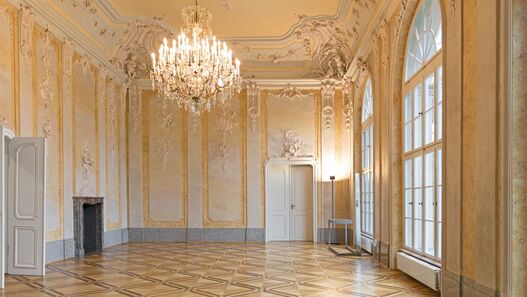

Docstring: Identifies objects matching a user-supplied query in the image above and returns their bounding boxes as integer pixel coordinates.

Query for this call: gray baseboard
[441,270,499,297]
[127,228,265,243]
[46,228,128,263]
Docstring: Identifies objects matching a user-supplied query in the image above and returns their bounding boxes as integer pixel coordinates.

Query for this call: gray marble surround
[46,229,128,264]
[73,196,104,257]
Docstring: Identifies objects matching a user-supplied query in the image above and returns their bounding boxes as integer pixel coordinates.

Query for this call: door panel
[7,138,45,276]
[268,165,289,241]
[289,165,313,241]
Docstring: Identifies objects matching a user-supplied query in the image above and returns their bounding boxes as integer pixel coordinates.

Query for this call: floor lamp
[329,175,338,244]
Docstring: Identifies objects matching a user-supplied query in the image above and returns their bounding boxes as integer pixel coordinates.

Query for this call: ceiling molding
[98,0,352,43]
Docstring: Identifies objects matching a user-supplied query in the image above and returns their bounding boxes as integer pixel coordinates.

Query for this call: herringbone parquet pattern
[1,242,438,296]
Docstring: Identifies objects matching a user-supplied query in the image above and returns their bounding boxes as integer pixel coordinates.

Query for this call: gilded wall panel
[72,54,98,197]
[106,81,122,230]
[0,1,17,132]
[203,96,246,227]
[142,91,187,227]
[34,26,63,241]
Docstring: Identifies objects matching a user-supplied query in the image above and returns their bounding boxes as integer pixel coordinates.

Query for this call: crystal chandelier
[150,0,242,116]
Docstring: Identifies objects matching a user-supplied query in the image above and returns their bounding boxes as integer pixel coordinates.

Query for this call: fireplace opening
[83,203,99,254]
[73,197,104,257]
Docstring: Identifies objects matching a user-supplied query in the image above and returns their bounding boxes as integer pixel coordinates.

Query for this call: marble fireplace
[73,197,104,257]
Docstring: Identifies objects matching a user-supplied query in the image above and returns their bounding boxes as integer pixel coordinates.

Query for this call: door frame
[265,158,318,242]
[0,126,15,288]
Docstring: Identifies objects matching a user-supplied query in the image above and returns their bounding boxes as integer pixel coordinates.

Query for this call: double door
[267,165,313,241]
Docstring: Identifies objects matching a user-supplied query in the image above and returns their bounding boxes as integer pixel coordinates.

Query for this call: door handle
[291,204,295,210]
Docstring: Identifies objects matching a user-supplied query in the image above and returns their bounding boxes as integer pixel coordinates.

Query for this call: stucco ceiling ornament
[317,41,350,80]
[354,57,369,87]
[395,0,409,37]
[321,80,336,130]
[40,28,54,138]
[246,81,260,133]
[279,129,306,160]
[216,101,239,171]
[112,19,176,82]
[20,5,34,84]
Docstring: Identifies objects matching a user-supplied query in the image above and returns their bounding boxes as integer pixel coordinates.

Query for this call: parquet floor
[1,242,438,296]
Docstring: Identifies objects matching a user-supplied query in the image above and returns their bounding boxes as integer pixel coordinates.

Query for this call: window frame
[402,0,444,265]
[361,79,374,238]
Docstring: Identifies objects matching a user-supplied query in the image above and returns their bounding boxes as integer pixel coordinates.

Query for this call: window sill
[401,249,441,268]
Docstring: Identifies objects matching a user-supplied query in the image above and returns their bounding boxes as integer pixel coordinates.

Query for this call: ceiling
[107,0,341,39]
[35,0,387,81]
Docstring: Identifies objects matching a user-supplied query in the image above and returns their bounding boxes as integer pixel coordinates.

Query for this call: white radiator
[396,252,440,291]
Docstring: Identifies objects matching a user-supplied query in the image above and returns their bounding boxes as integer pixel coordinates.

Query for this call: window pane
[414,84,422,119]
[424,151,435,187]
[405,189,413,218]
[437,149,442,185]
[425,75,435,110]
[425,221,435,256]
[404,159,413,189]
[437,102,442,140]
[438,222,442,258]
[414,219,422,251]
[424,187,435,220]
[405,218,413,248]
[437,66,443,103]
[404,0,443,81]
[425,109,435,145]
[414,115,422,149]
[414,155,422,188]
[414,188,422,220]
[404,123,412,152]
[405,93,412,123]
[437,186,442,222]
[362,79,373,122]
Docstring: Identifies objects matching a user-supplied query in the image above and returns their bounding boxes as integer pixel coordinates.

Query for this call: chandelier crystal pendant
[150,0,242,116]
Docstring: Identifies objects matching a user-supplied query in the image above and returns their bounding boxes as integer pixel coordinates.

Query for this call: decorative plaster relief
[40,28,54,138]
[216,101,239,171]
[80,145,95,195]
[76,53,94,78]
[266,83,316,101]
[246,81,260,132]
[129,85,142,133]
[20,5,34,84]
[157,97,176,171]
[279,129,307,160]
[342,79,354,132]
[321,80,336,130]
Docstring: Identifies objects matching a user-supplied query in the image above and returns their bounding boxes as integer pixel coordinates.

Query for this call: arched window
[402,0,443,263]
[361,79,374,237]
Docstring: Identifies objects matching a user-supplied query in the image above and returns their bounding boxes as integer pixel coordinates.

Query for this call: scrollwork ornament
[20,5,34,84]
[216,102,239,171]
[279,129,306,160]
[321,80,336,130]
[157,97,176,171]
[40,28,54,138]
[246,81,260,133]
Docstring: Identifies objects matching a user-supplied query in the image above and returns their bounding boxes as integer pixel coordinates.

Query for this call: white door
[7,137,45,276]
[267,164,313,242]
[290,165,313,241]
[268,165,289,241]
